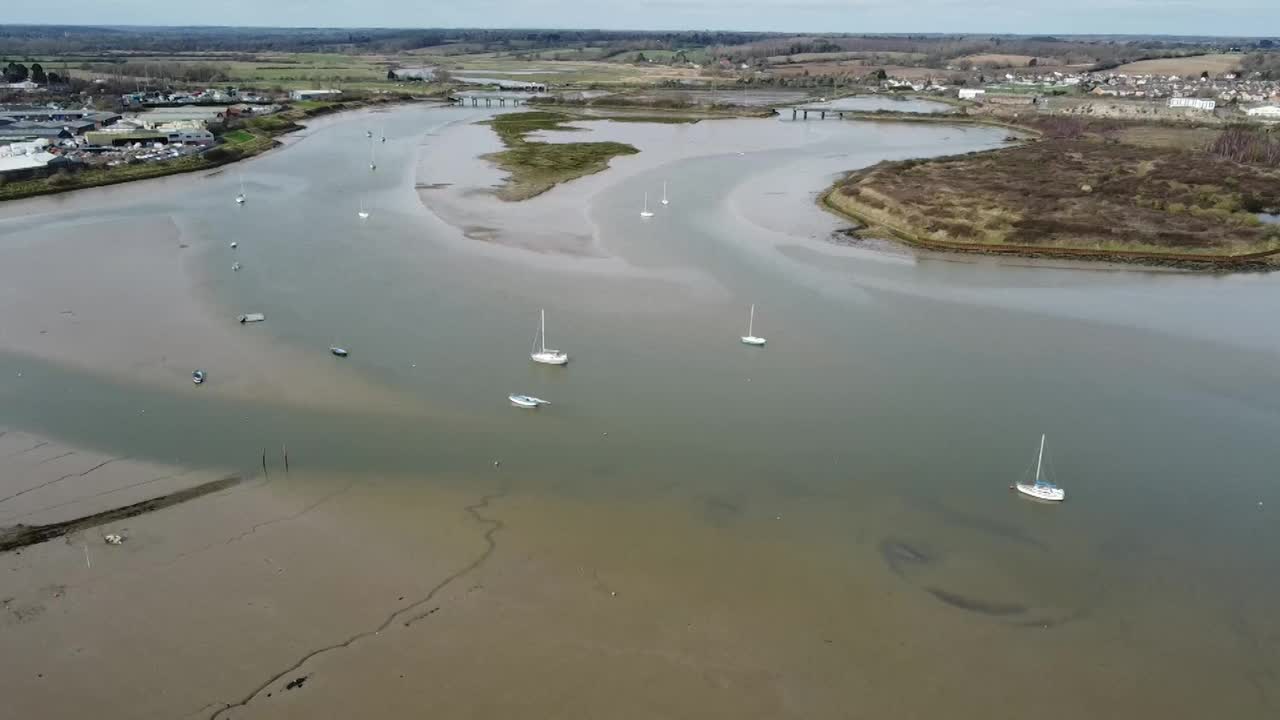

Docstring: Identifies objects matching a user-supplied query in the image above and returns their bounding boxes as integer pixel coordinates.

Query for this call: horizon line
[0,23,1276,41]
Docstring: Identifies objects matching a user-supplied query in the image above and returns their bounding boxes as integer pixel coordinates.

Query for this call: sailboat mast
[1035,434,1045,483]
[748,304,755,336]
[540,309,547,353]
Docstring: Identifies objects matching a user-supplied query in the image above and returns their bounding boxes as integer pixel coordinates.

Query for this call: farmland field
[958,54,1045,67]
[1111,53,1243,76]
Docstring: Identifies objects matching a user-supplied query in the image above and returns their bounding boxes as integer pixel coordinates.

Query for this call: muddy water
[1,104,1278,718]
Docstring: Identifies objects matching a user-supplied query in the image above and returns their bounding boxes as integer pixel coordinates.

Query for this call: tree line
[2,61,62,85]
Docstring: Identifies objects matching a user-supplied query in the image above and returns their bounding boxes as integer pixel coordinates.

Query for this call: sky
[9,0,1280,37]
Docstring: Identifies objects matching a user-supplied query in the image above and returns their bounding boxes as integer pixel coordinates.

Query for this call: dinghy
[509,394,550,408]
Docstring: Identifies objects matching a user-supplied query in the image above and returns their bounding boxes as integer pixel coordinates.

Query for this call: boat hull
[509,394,548,408]
[741,336,767,346]
[531,351,568,366]
[1015,483,1065,502]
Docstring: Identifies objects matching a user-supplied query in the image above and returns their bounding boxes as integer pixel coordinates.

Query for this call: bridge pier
[485,98,492,107]
[471,97,478,107]
[802,110,808,120]
[821,110,826,120]
[792,108,797,120]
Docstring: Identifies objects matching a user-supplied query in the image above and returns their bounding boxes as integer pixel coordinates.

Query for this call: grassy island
[480,111,643,201]
[825,130,1280,266]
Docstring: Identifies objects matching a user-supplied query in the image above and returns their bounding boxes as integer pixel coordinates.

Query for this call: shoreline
[819,186,1280,272]
[0,95,435,203]
[816,120,1280,272]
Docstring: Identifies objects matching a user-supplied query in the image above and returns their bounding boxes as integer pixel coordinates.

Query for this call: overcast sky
[11,0,1280,37]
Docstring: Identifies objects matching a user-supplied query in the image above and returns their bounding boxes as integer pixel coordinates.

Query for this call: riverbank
[0,94,432,203]
[822,134,1280,269]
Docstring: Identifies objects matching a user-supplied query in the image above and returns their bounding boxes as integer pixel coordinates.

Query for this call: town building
[1168,97,1216,111]
[1245,105,1280,118]
[289,89,343,101]
[0,139,56,177]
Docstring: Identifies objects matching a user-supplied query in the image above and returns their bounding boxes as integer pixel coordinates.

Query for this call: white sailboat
[1014,434,1065,502]
[640,192,654,218]
[530,308,568,366]
[235,173,245,204]
[369,138,377,171]
[740,304,766,346]
[380,123,387,143]
[358,197,370,219]
[661,181,669,206]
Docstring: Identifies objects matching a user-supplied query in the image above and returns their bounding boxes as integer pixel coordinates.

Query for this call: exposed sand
[414,115,817,261]
[3,427,1274,719]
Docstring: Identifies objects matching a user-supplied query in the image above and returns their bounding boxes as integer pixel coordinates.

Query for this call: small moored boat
[740,304,766,346]
[509,394,549,408]
[192,369,206,385]
[1014,434,1065,502]
[238,313,265,324]
[530,308,568,366]
[330,347,349,357]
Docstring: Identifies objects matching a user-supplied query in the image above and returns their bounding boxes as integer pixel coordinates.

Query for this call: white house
[4,80,39,91]
[958,88,985,100]
[1245,105,1280,118]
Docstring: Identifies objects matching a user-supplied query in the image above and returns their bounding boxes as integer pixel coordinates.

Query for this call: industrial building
[289,89,343,101]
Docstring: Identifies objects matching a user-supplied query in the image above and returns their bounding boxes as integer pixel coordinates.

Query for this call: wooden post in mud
[283,444,289,473]
[261,448,267,478]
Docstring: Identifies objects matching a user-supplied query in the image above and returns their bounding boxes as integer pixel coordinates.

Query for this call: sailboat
[358,197,370,219]
[1014,434,1065,502]
[530,308,568,365]
[235,174,245,204]
[740,304,766,346]
[369,138,377,171]
[640,192,654,218]
[380,123,387,143]
[661,181,669,206]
